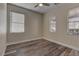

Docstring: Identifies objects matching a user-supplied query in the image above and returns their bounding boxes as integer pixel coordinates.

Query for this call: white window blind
[68,7,79,34]
[49,16,56,32]
[10,12,25,33]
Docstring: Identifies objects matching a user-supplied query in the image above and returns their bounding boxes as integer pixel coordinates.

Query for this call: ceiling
[12,3,60,13]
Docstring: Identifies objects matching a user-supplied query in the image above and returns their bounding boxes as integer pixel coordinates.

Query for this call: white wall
[7,4,43,45]
[0,4,7,55]
[43,3,79,51]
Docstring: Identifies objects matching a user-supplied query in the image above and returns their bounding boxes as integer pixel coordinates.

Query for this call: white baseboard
[7,37,42,46]
[43,37,79,51]
[6,36,79,51]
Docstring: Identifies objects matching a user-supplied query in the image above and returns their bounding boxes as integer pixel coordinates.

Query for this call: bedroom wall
[0,3,7,55]
[7,4,43,45]
[43,3,79,50]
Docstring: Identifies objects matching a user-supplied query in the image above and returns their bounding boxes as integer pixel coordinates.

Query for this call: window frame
[49,16,56,32]
[10,11,25,33]
[67,8,79,34]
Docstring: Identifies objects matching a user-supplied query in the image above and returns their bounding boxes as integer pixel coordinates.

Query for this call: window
[68,7,79,34]
[10,12,25,33]
[49,16,56,32]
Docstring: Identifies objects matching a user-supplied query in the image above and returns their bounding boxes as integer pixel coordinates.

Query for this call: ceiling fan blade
[54,3,59,5]
[43,3,50,6]
[34,4,39,7]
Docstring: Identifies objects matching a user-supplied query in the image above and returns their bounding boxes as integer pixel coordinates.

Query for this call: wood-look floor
[5,39,79,56]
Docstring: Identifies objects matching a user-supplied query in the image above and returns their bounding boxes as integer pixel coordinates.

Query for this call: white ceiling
[12,3,60,13]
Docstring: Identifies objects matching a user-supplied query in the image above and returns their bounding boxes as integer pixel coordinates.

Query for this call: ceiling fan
[34,3,59,8]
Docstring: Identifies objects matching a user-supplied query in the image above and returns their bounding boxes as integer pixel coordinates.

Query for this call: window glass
[68,7,79,34]
[49,16,56,32]
[10,12,25,33]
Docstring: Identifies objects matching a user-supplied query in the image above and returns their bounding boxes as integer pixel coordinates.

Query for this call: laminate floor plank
[5,39,79,56]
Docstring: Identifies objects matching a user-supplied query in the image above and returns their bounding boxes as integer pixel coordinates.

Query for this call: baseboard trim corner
[43,37,79,51]
[7,37,42,46]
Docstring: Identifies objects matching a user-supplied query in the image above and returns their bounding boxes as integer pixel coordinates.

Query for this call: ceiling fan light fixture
[39,3,43,7]
[34,3,50,8]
